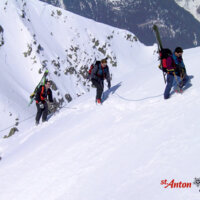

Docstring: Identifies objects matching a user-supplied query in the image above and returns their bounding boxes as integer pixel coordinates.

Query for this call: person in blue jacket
[172,47,189,88]
[91,58,111,104]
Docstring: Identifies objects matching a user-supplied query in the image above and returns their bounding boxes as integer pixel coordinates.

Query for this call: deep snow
[0,0,200,200]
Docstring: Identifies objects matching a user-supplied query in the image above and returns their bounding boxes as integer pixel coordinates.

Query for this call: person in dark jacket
[164,52,177,99]
[35,80,53,125]
[91,58,111,104]
[172,47,189,88]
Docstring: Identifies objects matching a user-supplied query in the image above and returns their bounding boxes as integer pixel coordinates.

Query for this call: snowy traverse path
[0,0,200,199]
[1,53,200,200]
[1,45,200,200]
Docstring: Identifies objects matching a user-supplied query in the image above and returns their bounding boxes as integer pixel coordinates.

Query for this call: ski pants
[92,79,104,100]
[35,101,48,123]
[164,73,174,99]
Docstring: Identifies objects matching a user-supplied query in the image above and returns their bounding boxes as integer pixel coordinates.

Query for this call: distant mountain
[175,0,200,22]
[40,0,200,49]
[41,0,66,9]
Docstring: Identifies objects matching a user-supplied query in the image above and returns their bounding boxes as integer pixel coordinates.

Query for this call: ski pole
[173,72,182,93]
[163,71,166,84]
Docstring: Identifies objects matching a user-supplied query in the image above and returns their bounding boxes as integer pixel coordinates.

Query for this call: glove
[181,67,186,76]
[38,102,44,109]
[108,81,111,89]
[49,102,55,110]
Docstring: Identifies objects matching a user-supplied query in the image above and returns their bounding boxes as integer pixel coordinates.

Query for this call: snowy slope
[175,0,200,22]
[1,0,200,200]
[0,0,139,134]
[0,45,200,200]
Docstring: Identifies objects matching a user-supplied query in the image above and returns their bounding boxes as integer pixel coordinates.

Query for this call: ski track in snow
[1,74,200,200]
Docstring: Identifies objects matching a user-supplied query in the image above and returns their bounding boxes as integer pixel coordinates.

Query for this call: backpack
[158,48,172,72]
[88,64,94,75]
[87,61,101,79]
[29,70,48,105]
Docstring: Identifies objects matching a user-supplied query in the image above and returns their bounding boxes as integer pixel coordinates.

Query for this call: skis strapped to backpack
[29,70,49,106]
[153,25,186,94]
[153,24,166,83]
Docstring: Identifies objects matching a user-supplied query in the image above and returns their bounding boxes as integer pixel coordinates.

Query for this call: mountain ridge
[40,0,200,49]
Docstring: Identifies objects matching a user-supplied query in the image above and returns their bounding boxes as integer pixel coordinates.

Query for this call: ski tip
[152,24,157,30]
[44,70,49,75]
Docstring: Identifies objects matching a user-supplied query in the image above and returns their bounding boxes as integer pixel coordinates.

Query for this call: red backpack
[88,61,101,78]
[159,48,172,72]
[88,64,95,75]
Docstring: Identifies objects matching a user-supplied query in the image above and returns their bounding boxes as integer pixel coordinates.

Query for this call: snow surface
[0,0,140,132]
[0,0,200,200]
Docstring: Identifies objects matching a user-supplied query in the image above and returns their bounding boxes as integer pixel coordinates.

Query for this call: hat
[175,47,183,53]
[101,58,107,63]
[45,79,51,84]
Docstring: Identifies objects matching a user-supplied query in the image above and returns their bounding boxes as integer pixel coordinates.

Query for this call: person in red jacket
[163,51,177,99]
[35,80,53,125]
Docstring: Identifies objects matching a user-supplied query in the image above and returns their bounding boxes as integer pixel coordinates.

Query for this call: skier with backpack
[35,80,54,125]
[153,25,190,99]
[89,58,111,104]
[161,48,178,99]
